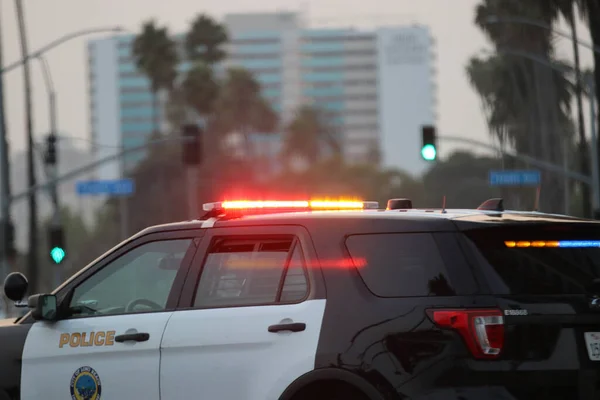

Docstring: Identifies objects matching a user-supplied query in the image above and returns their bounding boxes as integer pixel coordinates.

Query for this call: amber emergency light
[202,200,379,213]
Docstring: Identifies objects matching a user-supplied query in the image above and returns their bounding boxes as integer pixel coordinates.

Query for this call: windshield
[464,224,600,295]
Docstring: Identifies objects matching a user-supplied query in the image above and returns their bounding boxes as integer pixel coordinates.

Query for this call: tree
[468,0,576,214]
[167,13,228,153]
[185,14,228,65]
[182,64,220,117]
[212,68,278,156]
[123,132,189,235]
[283,106,341,165]
[132,20,179,134]
[422,151,503,209]
[34,207,92,293]
[265,150,503,211]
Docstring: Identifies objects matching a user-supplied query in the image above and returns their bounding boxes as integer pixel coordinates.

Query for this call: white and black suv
[0,197,599,400]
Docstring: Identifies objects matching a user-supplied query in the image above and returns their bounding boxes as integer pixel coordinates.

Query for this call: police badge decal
[70,366,102,400]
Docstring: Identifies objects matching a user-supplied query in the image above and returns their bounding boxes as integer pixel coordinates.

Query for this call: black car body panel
[303,212,600,399]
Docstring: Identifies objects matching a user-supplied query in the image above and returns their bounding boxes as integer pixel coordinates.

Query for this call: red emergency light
[202,199,379,213]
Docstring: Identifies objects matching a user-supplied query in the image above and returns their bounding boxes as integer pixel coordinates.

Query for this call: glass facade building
[88,12,436,180]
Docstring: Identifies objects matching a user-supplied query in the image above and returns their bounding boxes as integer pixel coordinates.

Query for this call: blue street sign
[75,179,135,196]
[489,170,541,186]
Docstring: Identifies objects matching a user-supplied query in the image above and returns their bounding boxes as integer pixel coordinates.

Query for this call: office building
[87,12,436,180]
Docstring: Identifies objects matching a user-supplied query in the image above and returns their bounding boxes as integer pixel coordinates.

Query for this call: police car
[1,197,600,399]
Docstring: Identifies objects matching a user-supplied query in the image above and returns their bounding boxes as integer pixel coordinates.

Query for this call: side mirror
[28,294,58,321]
[3,272,28,302]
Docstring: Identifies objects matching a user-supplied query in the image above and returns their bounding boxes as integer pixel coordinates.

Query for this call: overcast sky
[0,0,595,157]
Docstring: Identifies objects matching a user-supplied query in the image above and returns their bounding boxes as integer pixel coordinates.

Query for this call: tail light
[429,308,505,360]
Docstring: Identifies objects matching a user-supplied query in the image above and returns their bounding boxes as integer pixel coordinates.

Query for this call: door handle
[268,322,306,333]
[115,332,150,343]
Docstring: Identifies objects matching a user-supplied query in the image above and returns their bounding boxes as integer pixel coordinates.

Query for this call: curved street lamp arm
[36,55,54,96]
[1,26,125,74]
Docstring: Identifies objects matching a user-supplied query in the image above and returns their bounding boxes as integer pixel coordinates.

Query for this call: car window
[280,245,308,302]
[69,239,193,317]
[464,225,600,295]
[345,233,456,297]
[194,237,308,307]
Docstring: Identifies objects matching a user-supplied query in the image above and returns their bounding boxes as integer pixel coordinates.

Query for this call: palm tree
[182,64,220,117]
[212,68,278,157]
[283,106,340,164]
[185,14,228,65]
[131,20,179,135]
[168,13,228,154]
[468,0,576,214]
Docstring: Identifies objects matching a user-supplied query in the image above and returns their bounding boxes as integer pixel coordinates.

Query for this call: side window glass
[345,233,455,297]
[194,237,307,307]
[69,239,193,317]
[280,245,308,302]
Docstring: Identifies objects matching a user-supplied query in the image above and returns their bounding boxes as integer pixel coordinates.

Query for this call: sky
[0,0,596,158]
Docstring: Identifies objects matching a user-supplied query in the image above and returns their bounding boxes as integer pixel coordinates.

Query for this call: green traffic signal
[421,125,437,162]
[50,246,66,264]
[421,144,437,161]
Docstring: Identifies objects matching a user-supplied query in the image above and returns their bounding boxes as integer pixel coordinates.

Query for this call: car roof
[134,208,600,237]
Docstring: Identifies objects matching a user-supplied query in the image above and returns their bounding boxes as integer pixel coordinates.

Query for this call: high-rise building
[87,12,436,180]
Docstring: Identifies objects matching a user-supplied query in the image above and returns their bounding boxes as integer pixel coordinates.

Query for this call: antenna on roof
[441,195,447,213]
[533,186,541,212]
[477,198,504,212]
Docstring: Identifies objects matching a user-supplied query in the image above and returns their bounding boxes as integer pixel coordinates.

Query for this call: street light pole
[0,24,123,289]
[14,0,38,294]
[0,0,11,315]
[1,26,125,74]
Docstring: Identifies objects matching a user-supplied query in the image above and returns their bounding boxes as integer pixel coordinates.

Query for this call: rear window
[344,233,456,297]
[464,225,600,295]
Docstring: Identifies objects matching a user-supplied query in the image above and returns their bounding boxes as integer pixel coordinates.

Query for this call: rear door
[160,225,327,400]
[461,222,600,398]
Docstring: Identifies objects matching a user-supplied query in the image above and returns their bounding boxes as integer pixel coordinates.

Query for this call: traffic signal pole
[182,123,203,219]
[38,52,62,287]
[44,134,61,287]
[10,136,194,204]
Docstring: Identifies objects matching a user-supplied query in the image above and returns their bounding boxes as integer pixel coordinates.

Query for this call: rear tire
[291,380,370,400]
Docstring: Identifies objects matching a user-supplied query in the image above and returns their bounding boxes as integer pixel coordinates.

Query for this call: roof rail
[477,198,504,212]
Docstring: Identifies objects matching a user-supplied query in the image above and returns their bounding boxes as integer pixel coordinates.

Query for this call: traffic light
[421,125,437,161]
[48,225,66,265]
[44,134,57,165]
[181,124,203,166]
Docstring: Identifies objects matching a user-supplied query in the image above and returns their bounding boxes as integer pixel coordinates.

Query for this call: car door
[20,231,199,400]
[160,225,327,400]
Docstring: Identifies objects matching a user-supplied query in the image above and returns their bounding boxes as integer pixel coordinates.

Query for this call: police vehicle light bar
[203,200,379,212]
[505,240,600,248]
